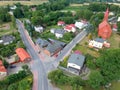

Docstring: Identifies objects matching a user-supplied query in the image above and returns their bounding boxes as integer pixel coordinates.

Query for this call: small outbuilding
[15,48,31,62]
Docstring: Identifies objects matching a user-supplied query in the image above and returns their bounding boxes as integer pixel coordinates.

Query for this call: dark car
[10,65,16,68]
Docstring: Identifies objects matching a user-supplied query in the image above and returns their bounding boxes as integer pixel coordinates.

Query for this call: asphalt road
[45,29,87,72]
[16,19,49,90]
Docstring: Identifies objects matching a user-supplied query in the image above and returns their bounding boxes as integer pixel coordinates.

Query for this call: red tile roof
[57,21,65,25]
[0,60,7,72]
[103,8,109,21]
[15,48,31,62]
[64,24,75,31]
[98,8,112,39]
[98,21,112,39]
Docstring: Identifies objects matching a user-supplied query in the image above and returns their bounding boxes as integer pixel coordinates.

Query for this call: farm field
[0,0,48,6]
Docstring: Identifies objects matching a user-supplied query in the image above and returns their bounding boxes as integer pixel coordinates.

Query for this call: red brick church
[98,8,112,39]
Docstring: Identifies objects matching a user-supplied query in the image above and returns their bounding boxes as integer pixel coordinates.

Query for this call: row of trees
[88,3,120,13]
[0,65,32,90]
[88,49,120,89]
[48,69,84,90]
[0,7,11,24]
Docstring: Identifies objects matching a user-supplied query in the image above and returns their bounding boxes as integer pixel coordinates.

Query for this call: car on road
[9,65,16,68]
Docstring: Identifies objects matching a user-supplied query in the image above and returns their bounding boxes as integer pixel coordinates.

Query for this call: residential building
[15,48,31,62]
[64,24,76,32]
[89,38,110,49]
[1,35,15,45]
[117,17,120,22]
[36,38,49,48]
[98,8,112,39]
[57,21,65,26]
[50,28,65,38]
[0,60,7,80]
[34,26,44,33]
[44,39,66,57]
[75,20,88,29]
[67,52,85,75]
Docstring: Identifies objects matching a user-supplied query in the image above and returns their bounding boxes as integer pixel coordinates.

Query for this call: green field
[0,0,48,6]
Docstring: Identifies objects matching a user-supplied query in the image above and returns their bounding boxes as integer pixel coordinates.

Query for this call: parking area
[7,63,27,75]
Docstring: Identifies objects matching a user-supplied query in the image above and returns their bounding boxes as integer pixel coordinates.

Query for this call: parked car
[10,65,16,68]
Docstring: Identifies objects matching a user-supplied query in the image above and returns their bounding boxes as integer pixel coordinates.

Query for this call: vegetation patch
[0,66,33,90]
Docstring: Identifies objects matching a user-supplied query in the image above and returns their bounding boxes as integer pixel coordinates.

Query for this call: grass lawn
[0,0,48,6]
[110,81,120,90]
[56,84,72,90]
[73,37,100,57]
[0,22,17,37]
[108,32,120,49]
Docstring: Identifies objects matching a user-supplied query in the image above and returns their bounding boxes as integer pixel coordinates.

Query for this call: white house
[0,60,7,80]
[117,17,120,22]
[50,28,56,34]
[34,26,44,33]
[75,21,87,29]
[89,38,110,49]
[67,53,85,74]
[50,28,65,38]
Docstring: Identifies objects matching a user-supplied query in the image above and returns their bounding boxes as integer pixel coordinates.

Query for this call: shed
[15,48,31,62]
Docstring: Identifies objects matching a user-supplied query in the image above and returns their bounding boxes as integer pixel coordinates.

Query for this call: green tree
[88,70,104,89]
[96,49,120,85]
[3,60,9,68]
[13,7,24,18]
[11,16,16,29]
[117,22,120,33]
[8,83,18,90]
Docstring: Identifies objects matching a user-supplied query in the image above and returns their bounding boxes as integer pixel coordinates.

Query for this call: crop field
[0,0,48,6]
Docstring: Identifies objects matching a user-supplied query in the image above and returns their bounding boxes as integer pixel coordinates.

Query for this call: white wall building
[34,26,44,33]
[75,21,87,29]
[89,38,110,49]
[67,53,85,74]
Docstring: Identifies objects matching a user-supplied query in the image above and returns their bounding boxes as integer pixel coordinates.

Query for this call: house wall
[89,40,103,49]
[67,63,81,70]
[50,29,55,34]
[72,27,76,32]
[55,33,63,38]
[4,42,10,45]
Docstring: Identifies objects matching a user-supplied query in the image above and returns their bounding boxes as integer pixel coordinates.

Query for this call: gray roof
[46,39,66,56]
[55,29,65,34]
[36,38,49,47]
[48,38,66,47]
[68,53,85,67]
[1,35,15,43]
[94,38,105,43]
[46,42,62,55]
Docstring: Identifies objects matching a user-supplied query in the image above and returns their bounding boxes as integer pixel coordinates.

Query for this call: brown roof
[15,48,31,62]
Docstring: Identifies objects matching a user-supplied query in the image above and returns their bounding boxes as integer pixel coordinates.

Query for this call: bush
[59,56,69,68]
